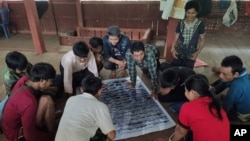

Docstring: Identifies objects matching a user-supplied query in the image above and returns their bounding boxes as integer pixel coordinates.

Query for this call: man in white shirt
[60,41,98,95]
[55,76,116,141]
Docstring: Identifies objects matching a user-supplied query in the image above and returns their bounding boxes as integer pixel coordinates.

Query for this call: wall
[201,1,250,34]
[3,0,250,38]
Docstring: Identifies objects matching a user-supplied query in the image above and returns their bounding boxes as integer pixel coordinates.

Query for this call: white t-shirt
[61,50,98,94]
[55,93,115,141]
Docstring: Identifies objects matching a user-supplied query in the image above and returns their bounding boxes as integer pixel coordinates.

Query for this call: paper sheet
[99,77,176,140]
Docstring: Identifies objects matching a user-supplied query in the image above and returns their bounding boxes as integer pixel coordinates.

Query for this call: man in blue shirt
[212,55,250,122]
[102,26,131,78]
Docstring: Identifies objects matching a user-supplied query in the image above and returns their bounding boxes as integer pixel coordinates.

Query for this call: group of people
[156,1,250,141]
[0,1,249,141]
[159,55,250,141]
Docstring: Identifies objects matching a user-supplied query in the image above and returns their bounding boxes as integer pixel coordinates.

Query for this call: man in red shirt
[2,63,57,141]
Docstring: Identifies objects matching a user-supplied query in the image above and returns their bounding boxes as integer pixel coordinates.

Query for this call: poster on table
[99,77,176,140]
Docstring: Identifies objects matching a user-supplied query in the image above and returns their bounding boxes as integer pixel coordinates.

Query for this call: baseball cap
[107,26,121,36]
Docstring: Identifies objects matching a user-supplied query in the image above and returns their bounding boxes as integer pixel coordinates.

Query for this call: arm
[171,102,190,141]
[4,77,18,96]
[125,50,137,87]
[62,60,73,94]
[192,34,205,59]
[148,54,158,94]
[197,34,205,53]
[171,22,181,59]
[103,37,112,60]
[102,40,125,67]
[192,22,206,59]
[106,130,116,141]
[108,57,127,69]
[3,68,19,96]
[95,104,116,141]
[222,86,238,115]
[87,51,99,77]
[118,36,130,69]
[170,124,189,141]
[171,33,180,59]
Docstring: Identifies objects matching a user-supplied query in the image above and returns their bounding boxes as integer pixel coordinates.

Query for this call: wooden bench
[59,26,153,46]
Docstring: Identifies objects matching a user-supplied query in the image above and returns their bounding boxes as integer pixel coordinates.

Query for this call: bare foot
[109,71,116,79]
[211,66,220,73]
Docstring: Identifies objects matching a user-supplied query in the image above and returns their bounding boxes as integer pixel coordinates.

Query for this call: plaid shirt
[126,44,158,92]
[175,18,204,59]
[182,18,199,44]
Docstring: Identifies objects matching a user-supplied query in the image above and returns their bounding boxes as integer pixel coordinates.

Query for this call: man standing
[125,41,160,97]
[55,76,116,141]
[103,26,131,78]
[170,0,205,69]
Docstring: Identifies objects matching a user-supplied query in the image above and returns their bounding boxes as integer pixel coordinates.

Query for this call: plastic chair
[0,8,10,39]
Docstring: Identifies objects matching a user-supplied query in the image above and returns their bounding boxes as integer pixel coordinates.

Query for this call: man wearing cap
[103,26,131,78]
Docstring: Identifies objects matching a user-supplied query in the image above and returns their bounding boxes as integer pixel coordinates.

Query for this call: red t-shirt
[2,75,54,141]
[179,97,230,141]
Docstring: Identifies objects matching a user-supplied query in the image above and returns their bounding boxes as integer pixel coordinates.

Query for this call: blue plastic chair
[0,8,10,39]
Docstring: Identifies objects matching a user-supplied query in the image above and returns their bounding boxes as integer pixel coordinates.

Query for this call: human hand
[95,54,103,62]
[192,52,199,60]
[209,86,216,93]
[211,66,220,73]
[65,92,73,98]
[102,83,108,89]
[117,60,125,68]
[120,60,127,68]
[126,82,134,88]
[171,48,178,59]
[150,91,158,100]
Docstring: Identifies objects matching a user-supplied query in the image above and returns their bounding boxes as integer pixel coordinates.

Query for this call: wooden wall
[3,0,250,38]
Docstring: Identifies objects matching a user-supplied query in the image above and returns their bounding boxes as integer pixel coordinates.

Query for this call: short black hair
[73,41,89,58]
[130,41,145,54]
[221,55,243,74]
[89,37,103,48]
[160,68,179,88]
[5,51,28,71]
[29,62,56,82]
[81,75,103,95]
[185,0,200,13]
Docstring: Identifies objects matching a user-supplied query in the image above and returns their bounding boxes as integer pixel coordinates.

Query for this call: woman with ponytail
[169,74,229,141]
